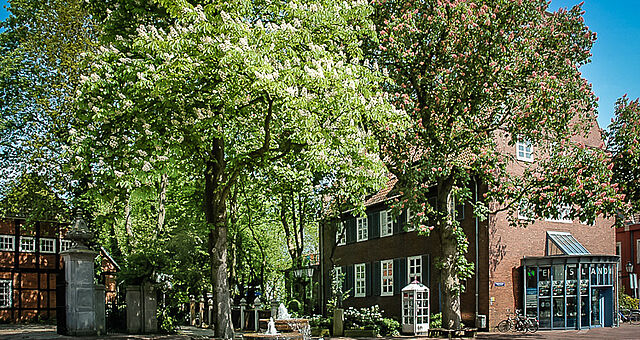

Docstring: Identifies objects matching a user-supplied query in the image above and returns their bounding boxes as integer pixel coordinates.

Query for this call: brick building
[616,214,640,298]
[319,119,618,330]
[0,217,119,322]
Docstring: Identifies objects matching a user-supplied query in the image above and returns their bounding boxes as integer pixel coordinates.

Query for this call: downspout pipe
[473,176,479,323]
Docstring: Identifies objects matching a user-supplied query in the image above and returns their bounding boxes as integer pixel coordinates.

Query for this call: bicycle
[619,309,640,325]
[497,309,538,333]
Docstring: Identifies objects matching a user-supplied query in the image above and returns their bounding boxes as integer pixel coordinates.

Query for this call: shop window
[0,280,11,308]
[552,264,565,297]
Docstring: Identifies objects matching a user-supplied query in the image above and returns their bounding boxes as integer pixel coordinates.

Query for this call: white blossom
[142,161,152,172]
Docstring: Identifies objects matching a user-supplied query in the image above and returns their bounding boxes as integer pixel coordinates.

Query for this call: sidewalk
[0,323,638,340]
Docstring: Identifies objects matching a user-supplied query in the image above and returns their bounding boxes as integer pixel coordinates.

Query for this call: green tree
[72,1,394,336]
[608,95,640,214]
[372,0,625,328]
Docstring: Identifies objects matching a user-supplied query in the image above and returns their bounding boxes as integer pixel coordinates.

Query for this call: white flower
[114,170,124,178]
[142,161,152,172]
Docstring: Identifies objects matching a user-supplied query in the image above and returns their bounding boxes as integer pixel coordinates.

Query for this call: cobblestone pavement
[0,324,638,340]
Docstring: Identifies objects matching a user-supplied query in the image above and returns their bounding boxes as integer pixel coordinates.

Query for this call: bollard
[254,297,262,331]
[270,298,279,319]
[240,298,247,330]
[199,295,205,328]
[189,295,196,326]
[207,295,214,329]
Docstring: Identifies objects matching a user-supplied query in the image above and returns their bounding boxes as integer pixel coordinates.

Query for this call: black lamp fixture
[626,261,633,274]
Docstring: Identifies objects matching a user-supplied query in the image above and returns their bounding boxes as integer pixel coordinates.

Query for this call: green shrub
[309,314,332,328]
[430,312,442,328]
[620,293,640,310]
[343,305,400,335]
[379,317,401,336]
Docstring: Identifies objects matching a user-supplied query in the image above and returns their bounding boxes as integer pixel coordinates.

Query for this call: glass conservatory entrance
[521,255,618,330]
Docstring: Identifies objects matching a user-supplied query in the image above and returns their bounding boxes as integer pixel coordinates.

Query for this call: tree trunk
[205,138,234,339]
[438,179,462,329]
[156,172,167,237]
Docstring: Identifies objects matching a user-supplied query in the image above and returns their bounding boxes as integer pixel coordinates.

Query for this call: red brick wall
[617,224,640,295]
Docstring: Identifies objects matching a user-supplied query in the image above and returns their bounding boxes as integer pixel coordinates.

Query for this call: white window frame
[380,210,393,237]
[60,239,74,252]
[406,208,415,232]
[516,140,534,162]
[356,217,368,242]
[408,256,422,283]
[19,236,35,253]
[616,242,622,269]
[336,222,346,246]
[39,238,56,254]
[637,239,640,265]
[381,260,394,296]
[518,198,534,220]
[545,203,572,223]
[0,235,14,251]
[332,266,343,288]
[0,279,11,308]
[354,263,366,297]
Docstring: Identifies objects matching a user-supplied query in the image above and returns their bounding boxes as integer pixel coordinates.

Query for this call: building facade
[0,217,119,322]
[319,120,618,330]
[616,215,640,299]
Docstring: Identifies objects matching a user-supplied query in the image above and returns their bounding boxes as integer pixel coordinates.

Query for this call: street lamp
[626,261,633,275]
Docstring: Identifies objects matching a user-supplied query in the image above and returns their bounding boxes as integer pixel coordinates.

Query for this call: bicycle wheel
[497,319,511,332]
[630,312,640,325]
[526,319,539,333]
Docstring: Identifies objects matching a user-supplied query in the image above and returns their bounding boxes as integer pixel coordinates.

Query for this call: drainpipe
[473,177,479,322]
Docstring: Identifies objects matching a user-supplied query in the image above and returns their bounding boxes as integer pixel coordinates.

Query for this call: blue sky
[1,0,638,130]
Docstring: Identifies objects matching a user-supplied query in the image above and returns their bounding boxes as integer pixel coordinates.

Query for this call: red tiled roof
[364,176,399,207]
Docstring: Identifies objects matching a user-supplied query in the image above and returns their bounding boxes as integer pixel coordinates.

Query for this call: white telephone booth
[402,280,430,335]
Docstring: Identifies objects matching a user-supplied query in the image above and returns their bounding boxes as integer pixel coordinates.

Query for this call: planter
[344,329,378,337]
[311,327,330,337]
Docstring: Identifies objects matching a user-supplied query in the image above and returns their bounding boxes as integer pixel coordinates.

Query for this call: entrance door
[590,288,601,327]
[598,294,605,327]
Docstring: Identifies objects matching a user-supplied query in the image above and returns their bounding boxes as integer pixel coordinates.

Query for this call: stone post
[270,298,279,319]
[126,286,142,333]
[254,297,262,331]
[94,285,106,336]
[126,284,158,334]
[333,308,344,337]
[143,283,158,333]
[239,298,247,330]
[61,247,98,336]
[199,295,205,327]
[208,294,214,329]
[189,295,196,326]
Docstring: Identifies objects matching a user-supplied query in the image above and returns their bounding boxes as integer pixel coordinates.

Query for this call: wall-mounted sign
[495,282,505,287]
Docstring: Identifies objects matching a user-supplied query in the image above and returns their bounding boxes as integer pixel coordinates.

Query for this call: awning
[546,231,590,256]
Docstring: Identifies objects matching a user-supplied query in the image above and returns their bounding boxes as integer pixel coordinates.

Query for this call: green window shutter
[393,258,403,294]
[399,258,408,288]
[422,254,430,287]
[346,218,356,244]
[365,262,372,297]
[399,209,407,233]
[346,264,354,297]
[369,212,380,239]
[373,261,381,296]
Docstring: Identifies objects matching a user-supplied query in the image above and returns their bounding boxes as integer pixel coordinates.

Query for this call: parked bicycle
[497,309,538,333]
[619,309,640,325]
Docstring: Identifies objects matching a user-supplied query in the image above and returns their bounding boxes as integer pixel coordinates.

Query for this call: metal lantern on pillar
[401,280,430,335]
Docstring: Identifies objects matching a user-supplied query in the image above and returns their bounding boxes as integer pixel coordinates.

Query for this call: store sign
[631,274,638,289]
[589,267,610,275]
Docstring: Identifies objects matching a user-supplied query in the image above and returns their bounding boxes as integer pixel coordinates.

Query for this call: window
[0,280,11,308]
[637,239,640,265]
[546,204,572,223]
[408,256,422,283]
[336,222,346,246]
[39,238,55,254]
[60,239,74,252]
[356,217,368,242]
[381,260,393,296]
[0,236,14,251]
[380,210,393,237]
[406,208,415,232]
[19,237,35,252]
[616,242,622,269]
[354,263,366,297]
[516,140,533,162]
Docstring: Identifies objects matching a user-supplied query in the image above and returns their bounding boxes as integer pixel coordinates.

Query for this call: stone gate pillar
[60,216,98,336]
